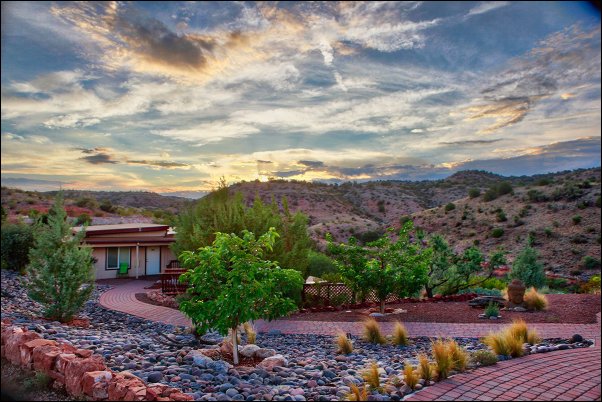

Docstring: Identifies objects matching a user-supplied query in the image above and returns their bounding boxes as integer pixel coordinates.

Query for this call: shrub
[536,178,552,186]
[399,215,411,226]
[582,256,601,270]
[27,193,94,322]
[336,331,353,355]
[75,213,92,226]
[468,188,481,198]
[447,339,468,372]
[417,353,434,382]
[75,197,98,209]
[483,188,498,202]
[572,215,582,225]
[580,275,600,294]
[552,183,583,201]
[1,223,34,272]
[445,203,456,212]
[99,199,115,213]
[510,244,546,288]
[596,196,601,208]
[544,227,553,238]
[470,350,498,367]
[495,210,507,222]
[391,321,409,346]
[526,189,549,202]
[431,339,454,380]
[363,318,386,344]
[491,228,504,238]
[524,287,548,311]
[23,372,52,391]
[403,362,419,389]
[362,361,381,390]
[306,251,338,279]
[484,302,499,318]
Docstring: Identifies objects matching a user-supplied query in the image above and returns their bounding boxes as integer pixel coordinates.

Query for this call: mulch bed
[282,294,601,324]
[200,348,263,367]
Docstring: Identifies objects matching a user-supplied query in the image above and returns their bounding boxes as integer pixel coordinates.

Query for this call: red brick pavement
[99,281,601,401]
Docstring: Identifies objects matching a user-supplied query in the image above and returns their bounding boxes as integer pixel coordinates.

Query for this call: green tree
[424,234,455,298]
[306,250,338,279]
[178,228,303,365]
[327,221,431,313]
[173,181,312,275]
[1,223,34,272]
[26,192,95,322]
[509,242,546,289]
[75,213,92,226]
[1,205,7,222]
[468,188,481,198]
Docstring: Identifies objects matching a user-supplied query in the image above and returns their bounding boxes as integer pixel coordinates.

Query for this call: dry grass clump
[243,322,256,344]
[483,331,511,356]
[417,353,435,382]
[391,321,409,346]
[336,331,353,354]
[362,361,381,391]
[345,384,368,401]
[403,362,419,390]
[431,338,454,380]
[524,287,548,311]
[363,318,387,344]
[526,328,542,345]
[483,319,544,357]
[447,339,468,372]
[508,318,528,343]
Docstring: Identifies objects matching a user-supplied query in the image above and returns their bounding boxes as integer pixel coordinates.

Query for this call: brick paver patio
[99,280,601,401]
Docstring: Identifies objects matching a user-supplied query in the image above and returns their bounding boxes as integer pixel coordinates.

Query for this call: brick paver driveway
[99,280,601,401]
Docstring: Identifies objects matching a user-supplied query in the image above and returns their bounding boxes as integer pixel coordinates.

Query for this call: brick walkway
[99,281,601,401]
[98,279,191,327]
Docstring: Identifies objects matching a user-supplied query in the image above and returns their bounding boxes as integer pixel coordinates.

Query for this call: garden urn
[507,279,526,305]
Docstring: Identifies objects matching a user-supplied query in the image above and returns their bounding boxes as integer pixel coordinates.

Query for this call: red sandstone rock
[161,387,180,397]
[75,348,93,358]
[146,384,168,400]
[108,374,147,401]
[169,392,194,401]
[124,385,147,401]
[55,353,76,374]
[20,338,57,367]
[64,354,106,396]
[32,345,62,374]
[92,382,110,400]
[4,329,41,365]
[82,370,113,396]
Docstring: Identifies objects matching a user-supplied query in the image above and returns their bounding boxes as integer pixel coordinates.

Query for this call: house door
[146,247,161,275]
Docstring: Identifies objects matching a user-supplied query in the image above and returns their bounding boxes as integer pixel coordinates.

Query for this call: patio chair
[117,262,129,278]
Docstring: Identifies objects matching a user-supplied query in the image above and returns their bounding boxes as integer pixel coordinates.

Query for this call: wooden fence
[301,282,402,307]
[161,262,188,295]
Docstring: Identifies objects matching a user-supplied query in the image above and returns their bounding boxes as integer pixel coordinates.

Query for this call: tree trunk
[231,327,239,365]
[380,300,385,314]
[425,287,434,298]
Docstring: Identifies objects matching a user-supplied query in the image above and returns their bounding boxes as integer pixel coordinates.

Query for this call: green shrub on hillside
[1,224,34,272]
[582,256,601,270]
[468,188,481,198]
[445,203,456,212]
[491,228,504,238]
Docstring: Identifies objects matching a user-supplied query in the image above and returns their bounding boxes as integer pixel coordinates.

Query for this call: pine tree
[509,242,546,289]
[27,192,95,322]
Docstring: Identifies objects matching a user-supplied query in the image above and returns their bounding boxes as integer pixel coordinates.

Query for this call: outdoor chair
[117,262,129,278]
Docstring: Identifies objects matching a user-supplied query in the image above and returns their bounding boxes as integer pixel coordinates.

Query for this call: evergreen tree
[509,243,546,289]
[27,192,95,322]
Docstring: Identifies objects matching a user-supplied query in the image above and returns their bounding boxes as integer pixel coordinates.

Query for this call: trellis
[301,283,403,307]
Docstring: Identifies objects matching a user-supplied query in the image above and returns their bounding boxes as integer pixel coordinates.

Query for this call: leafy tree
[1,223,34,272]
[75,213,92,226]
[173,181,312,275]
[178,228,303,365]
[306,251,338,279]
[27,192,95,322]
[509,242,545,289]
[424,234,455,298]
[327,221,431,313]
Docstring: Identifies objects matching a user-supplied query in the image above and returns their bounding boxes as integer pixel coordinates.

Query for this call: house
[74,223,178,280]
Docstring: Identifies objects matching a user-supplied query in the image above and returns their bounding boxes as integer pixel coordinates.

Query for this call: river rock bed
[1,271,594,401]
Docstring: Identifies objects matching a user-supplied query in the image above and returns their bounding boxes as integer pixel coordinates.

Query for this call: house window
[106,247,131,270]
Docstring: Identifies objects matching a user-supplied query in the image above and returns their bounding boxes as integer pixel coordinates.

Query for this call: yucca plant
[336,331,353,354]
[363,318,387,344]
[431,338,454,380]
[447,339,468,372]
[403,362,419,390]
[243,322,256,344]
[345,383,368,401]
[417,353,435,382]
[391,321,409,346]
[362,361,381,391]
[524,287,548,311]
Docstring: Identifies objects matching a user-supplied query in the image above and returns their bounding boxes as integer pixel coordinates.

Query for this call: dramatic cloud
[80,153,118,165]
[127,160,190,169]
[467,2,509,17]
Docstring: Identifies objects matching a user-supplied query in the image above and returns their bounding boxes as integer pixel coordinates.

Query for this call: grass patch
[447,339,468,372]
[362,361,381,391]
[336,331,353,355]
[391,321,409,346]
[363,318,386,344]
[431,338,454,380]
[524,287,548,311]
[403,362,419,390]
[243,322,256,344]
[417,353,435,382]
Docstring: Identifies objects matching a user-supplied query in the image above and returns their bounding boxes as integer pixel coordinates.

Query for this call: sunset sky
[1,1,600,197]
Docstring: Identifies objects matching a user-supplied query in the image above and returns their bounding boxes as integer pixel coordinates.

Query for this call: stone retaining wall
[0,320,193,401]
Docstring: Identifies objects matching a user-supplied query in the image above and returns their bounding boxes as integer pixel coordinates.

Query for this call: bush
[572,215,582,225]
[399,215,411,226]
[99,199,115,213]
[363,318,386,344]
[536,178,552,186]
[417,354,434,382]
[459,287,502,296]
[491,228,504,238]
[484,302,499,318]
[470,350,498,367]
[582,256,601,270]
[483,188,498,202]
[391,321,409,346]
[75,197,98,209]
[306,251,338,279]
[510,244,546,288]
[75,213,92,226]
[524,287,548,311]
[526,189,549,202]
[431,339,454,379]
[580,275,600,294]
[468,188,481,198]
[445,203,456,212]
[1,224,34,272]
[336,331,353,355]
[552,183,583,201]
[544,227,553,238]
[496,210,507,222]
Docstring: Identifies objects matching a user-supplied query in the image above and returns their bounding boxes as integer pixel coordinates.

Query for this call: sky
[1,1,600,197]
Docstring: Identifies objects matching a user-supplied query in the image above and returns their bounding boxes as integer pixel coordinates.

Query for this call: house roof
[73,223,171,236]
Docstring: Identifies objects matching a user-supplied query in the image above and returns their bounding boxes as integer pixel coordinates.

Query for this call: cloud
[127,160,190,169]
[1,177,70,191]
[467,2,509,17]
[298,160,325,168]
[466,24,601,133]
[81,153,118,165]
[439,139,502,146]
